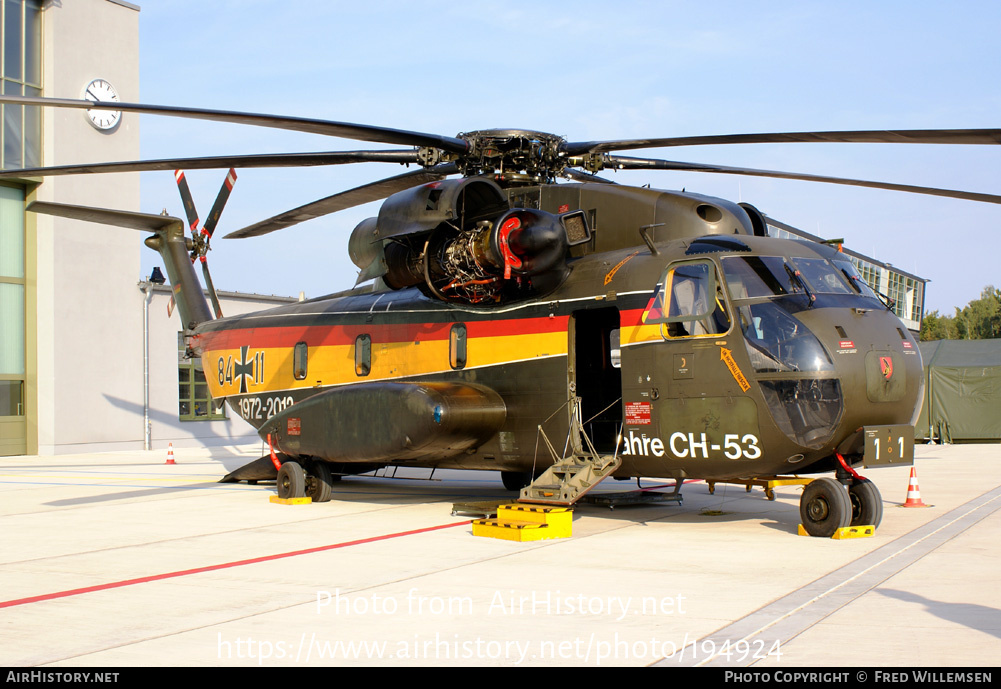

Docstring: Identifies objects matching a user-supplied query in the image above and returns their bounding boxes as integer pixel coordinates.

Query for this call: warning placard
[625,402,652,425]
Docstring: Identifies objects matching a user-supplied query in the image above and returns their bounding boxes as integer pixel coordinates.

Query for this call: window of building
[178,333,226,421]
[887,272,907,320]
[1,0,42,170]
[0,184,24,418]
[449,323,466,370]
[355,334,371,376]
[910,280,924,323]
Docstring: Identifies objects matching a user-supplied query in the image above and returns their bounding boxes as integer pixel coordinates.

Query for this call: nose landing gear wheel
[306,461,334,503]
[800,477,852,537]
[848,479,883,528]
[277,461,306,499]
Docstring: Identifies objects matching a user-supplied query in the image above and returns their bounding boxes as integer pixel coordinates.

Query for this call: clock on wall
[82,78,122,131]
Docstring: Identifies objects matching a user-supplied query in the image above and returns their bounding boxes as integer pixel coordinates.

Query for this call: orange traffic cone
[902,467,927,507]
[165,442,176,465]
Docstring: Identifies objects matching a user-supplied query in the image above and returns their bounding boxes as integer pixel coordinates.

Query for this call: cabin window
[646,259,731,338]
[293,342,307,380]
[449,323,467,370]
[178,333,226,422]
[355,334,371,376]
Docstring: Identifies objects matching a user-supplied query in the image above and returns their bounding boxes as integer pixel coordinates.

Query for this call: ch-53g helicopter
[3,94,999,537]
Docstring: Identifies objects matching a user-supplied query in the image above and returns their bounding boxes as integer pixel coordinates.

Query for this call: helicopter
[2,94,999,537]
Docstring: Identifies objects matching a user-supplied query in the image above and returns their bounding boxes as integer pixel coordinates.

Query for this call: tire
[800,477,851,537]
[501,470,533,491]
[277,461,306,499]
[849,479,883,529]
[306,461,333,503]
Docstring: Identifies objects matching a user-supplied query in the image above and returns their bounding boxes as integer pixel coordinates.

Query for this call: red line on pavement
[0,520,471,609]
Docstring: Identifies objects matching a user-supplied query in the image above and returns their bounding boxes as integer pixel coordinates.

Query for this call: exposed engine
[349,176,589,304]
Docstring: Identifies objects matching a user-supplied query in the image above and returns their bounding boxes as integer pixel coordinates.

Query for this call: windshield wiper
[839,267,864,295]
[785,264,816,308]
[838,267,894,310]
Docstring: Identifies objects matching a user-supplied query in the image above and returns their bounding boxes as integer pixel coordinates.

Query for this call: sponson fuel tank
[260,381,506,463]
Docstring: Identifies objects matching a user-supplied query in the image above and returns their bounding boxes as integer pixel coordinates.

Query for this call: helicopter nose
[802,308,923,443]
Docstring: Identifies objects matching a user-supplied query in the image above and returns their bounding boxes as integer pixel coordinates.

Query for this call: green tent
[916,340,1001,442]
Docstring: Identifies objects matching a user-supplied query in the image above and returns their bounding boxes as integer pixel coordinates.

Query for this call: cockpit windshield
[791,258,853,295]
[831,258,880,300]
[722,255,857,299]
[721,255,847,374]
[720,253,847,450]
[720,256,803,299]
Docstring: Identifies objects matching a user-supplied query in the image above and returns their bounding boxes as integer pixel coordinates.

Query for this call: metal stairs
[518,396,622,506]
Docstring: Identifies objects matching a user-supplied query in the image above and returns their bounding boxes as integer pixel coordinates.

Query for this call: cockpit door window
[645,259,731,338]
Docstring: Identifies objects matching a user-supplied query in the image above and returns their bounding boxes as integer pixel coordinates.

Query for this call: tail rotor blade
[174,170,200,234]
[174,167,237,320]
[202,168,237,239]
[201,257,224,319]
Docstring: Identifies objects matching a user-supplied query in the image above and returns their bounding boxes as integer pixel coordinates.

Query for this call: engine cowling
[348,176,587,304]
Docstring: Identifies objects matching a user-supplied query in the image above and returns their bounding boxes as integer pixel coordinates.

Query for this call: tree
[954,286,1001,340]
[925,286,1001,340]
[920,310,958,341]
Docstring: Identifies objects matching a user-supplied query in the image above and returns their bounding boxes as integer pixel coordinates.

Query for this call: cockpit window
[721,256,805,299]
[831,258,880,299]
[790,258,853,295]
[738,301,834,373]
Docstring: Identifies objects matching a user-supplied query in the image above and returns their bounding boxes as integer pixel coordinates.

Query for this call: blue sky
[135,1,1001,314]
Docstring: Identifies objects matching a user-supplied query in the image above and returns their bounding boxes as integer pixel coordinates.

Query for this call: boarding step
[518,453,622,506]
[707,475,812,501]
[472,504,573,541]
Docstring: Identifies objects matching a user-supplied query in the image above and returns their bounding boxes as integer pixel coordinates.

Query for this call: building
[2,0,144,455]
[0,0,293,456]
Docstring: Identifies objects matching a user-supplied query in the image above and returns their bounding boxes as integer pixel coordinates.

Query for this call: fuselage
[189,233,922,481]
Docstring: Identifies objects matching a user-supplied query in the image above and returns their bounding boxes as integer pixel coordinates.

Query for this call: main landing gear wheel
[799,477,851,537]
[501,470,533,491]
[277,461,306,499]
[848,479,883,529]
[306,461,334,503]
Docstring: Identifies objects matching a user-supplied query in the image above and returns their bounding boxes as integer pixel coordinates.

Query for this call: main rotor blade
[224,164,458,239]
[601,155,1001,205]
[0,95,469,154]
[26,201,184,232]
[562,167,616,184]
[0,150,421,178]
[561,129,1001,156]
